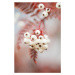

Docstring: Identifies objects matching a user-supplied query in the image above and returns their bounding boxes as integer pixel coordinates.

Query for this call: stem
[37,20,43,30]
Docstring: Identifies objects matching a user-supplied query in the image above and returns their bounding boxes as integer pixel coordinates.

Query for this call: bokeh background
[14,2,61,73]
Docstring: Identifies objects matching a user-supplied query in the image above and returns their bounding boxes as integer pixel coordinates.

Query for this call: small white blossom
[56,2,61,9]
[42,39,47,45]
[39,35,44,40]
[42,45,48,50]
[24,32,30,38]
[46,8,51,12]
[24,38,30,44]
[35,39,43,50]
[39,49,44,53]
[35,30,40,35]
[38,4,45,9]
[35,39,42,45]
[42,11,48,17]
[35,45,39,49]
[29,41,35,49]
[31,35,37,41]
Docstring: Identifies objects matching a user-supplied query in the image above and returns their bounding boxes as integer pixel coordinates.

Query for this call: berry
[35,39,43,50]
[31,35,37,41]
[39,49,44,53]
[56,2,61,9]
[46,8,51,12]
[24,38,30,44]
[24,32,30,38]
[35,45,39,50]
[29,41,35,49]
[42,45,48,50]
[39,35,44,40]
[35,39,42,45]
[42,11,48,17]
[38,4,44,9]
[42,39,47,45]
[35,30,40,35]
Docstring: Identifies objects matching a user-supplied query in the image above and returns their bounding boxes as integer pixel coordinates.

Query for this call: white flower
[24,32,30,38]
[35,39,42,45]
[29,41,35,49]
[35,45,39,49]
[46,8,51,12]
[44,34,48,39]
[38,4,44,9]
[39,49,44,53]
[35,30,40,35]
[36,44,42,49]
[42,11,48,17]
[42,39,47,45]
[24,38,30,44]
[56,2,61,9]
[31,35,37,41]
[42,45,48,50]
[35,39,43,50]
[39,35,44,40]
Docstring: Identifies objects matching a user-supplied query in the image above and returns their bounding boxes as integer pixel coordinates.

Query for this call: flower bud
[24,32,30,38]
[42,11,48,17]
[24,38,30,44]
[39,49,44,53]
[35,30,40,35]
[42,39,47,45]
[39,35,44,40]
[46,8,51,12]
[42,45,48,50]
[38,4,44,9]
[31,35,37,41]
[29,41,35,49]
[35,39,42,45]
[56,2,61,9]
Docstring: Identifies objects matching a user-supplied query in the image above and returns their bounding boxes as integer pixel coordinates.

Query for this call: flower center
[39,45,41,47]
[40,37,42,39]
[37,32,38,34]
[32,38,34,40]
[40,6,42,8]
[31,45,33,47]
[24,42,26,44]
[43,43,45,45]
[58,5,60,7]
[47,8,49,11]
[26,34,28,36]
[43,14,44,16]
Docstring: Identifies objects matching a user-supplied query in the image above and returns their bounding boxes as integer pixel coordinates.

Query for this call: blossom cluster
[38,4,51,17]
[24,30,50,53]
[38,2,61,18]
